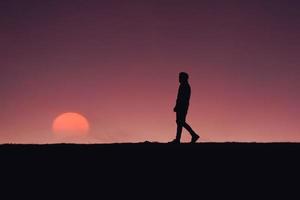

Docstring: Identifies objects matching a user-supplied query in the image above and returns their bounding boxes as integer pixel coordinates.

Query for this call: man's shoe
[169,139,180,144]
[191,135,199,144]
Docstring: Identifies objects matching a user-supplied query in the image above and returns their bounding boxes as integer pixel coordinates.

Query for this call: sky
[1,0,300,143]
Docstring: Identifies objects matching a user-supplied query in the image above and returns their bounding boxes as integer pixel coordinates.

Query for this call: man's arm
[174,98,179,112]
[173,86,180,112]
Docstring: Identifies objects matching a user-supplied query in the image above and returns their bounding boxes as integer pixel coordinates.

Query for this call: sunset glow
[1,1,300,143]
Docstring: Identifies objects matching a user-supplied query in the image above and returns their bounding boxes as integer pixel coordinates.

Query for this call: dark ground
[1,142,299,197]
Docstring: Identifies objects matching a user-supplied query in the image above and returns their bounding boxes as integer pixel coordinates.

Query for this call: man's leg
[183,122,199,143]
[174,111,185,142]
[182,122,197,137]
[176,123,183,141]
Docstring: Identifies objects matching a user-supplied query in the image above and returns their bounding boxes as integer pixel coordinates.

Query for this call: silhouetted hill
[1,142,299,197]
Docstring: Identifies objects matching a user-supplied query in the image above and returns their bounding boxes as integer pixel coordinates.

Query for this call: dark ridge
[1,142,299,197]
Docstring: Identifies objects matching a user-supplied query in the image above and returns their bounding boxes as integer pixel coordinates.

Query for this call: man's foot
[190,134,199,144]
[169,139,180,144]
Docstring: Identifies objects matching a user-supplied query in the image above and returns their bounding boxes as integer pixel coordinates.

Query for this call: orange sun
[52,112,90,137]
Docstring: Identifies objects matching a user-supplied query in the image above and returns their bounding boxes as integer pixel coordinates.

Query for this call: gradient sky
[1,0,300,143]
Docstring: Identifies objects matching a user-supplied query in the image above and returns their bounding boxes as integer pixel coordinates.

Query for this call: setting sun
[52,112,90,137]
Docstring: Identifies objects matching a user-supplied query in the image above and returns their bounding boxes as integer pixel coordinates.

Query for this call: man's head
[179,72,189,83]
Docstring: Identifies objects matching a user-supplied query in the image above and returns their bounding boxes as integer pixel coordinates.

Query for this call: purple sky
[1,0,300,143]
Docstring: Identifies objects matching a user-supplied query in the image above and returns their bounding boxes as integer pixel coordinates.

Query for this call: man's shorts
[176,109,188,124]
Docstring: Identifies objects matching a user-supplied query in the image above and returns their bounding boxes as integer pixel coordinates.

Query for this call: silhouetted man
[171,72,199,144]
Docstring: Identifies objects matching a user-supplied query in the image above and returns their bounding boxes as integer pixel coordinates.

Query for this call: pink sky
[1,0,300,143]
